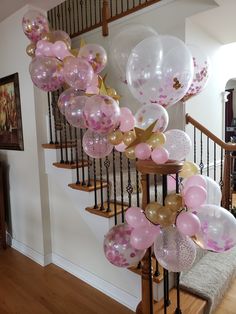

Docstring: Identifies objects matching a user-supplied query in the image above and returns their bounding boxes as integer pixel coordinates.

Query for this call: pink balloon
[176,211,201,236]
[83,129,113,158]
[63,56,94,91]
[115,142,127,152]
[125,207,150,229]
[86,74,99,95]
[183,175,207,194]
[184,185,207,209]
[130,225,160,250]
[65,95,88,128]
[168,175,176,192]
[36,40,54,57]
[52,41,73,60]
[29,56,64,92]
[119,107,135,132]
[151,147,169,164]
[79,44,107,74]
[84,95,120,134]
[58,88,82,115]
[135,143,151,160]
[104,224,145,268]
[52,30,71,48]
[22,10,49,42]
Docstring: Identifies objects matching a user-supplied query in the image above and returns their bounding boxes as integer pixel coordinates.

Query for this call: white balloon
[164,129,192,161]
[202,175,222,206]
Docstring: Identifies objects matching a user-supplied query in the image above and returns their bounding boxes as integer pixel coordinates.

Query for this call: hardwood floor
[0,248,133,314]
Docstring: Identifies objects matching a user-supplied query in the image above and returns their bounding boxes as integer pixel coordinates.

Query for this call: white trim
[11,238,49,267]
[51,253,139,311]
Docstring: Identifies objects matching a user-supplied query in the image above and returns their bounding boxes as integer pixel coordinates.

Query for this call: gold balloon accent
[108,130,123,145]
[145,203,176,227]
[26,43,36,58]
[123,131,136,146]
[70,48,79,57]
[146,132,166,148]
[125,146,136,160]
[179,161,199,178]
[145,202,163,224]
[165,193,183,212]
[127,120,158,149]
[41,32,54,42]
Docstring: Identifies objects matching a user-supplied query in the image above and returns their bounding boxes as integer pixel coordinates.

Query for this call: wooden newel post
[135,160,183,314]
[102,0,109,36]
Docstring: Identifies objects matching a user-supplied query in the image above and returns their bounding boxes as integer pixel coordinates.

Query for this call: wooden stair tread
[129,258,164,284]
[42,143,76,149]
[68,180,108,192]
[86,201,128,218]
[53,161,89,169]
[155,288,207,314]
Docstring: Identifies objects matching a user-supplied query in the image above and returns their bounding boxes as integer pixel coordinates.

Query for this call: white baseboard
[10,239,139,311]
[51,253,139,311]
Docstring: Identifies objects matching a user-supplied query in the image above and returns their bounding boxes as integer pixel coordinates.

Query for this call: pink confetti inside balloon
[63,56,94,91]
[79,44,107,74]
[58,88,82,115]
[154,226,196,272]
[104,223,146,268]
[22,10,49,43]
[83,129,113,158]
[65,95,88,128]
[164,129,192,161]
[29,56,64,92]
[84,95,120,134]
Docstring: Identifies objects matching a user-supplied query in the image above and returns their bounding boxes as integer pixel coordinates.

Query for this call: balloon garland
[22,10,236,273]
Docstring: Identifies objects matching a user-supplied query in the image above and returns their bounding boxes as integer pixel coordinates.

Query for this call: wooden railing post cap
[136,160,184,175]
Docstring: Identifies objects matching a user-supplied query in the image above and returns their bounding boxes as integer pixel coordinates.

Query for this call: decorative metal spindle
[80,129,86,185]
[57,4,61,29]
[116,0,118,15]
[53,4,57,29]
[58,112,64,163]
[63,116,69,164]
[207,137,210,177]
[76,0,80,31]
[104,157,111,212]
[163,174,170,310]
[85,0,88,29]
[72,0,76,34]
[80,0,84,30]
[214,142,216,181]
[120,152,125,223]
[199,131,204,174]
[64,2,68,33]
[154,174,158,202]
[89,0,93,26]
[176,173,179,194]
[68,2,72,35]
[121,0,124,12]
[47,93,53,144]
[51,93,59,144]
[99,0,102,21]
[133,0,135,8]
[175,272,182,314]
[93,158,98,209]
[220,148,224,190]
[154,259,160,277]
[112,150,117,225]
[194,126,196,164]
[127,0,130,10]
[87,155,91,187]
[61,3,65,32]
[68,126,74,164]
[110,0,113,17]
[99,158,104,210]
[74,128,80,184]
[136,168,140,207]
[126,159,133,208]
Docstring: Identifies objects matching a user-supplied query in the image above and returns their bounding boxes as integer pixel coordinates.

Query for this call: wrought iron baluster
[64,2,68,33]
[99,158,104,210]
[74,128,80,184]
[69,126,74,164]
[61,2,66,32]
[154,174,158,202]
[68,1,72,35]
[99,0,102,22]
[112,149,117,225]
[115,0,118,15]
[80,0,84,31]
[80,129,86,185]
[87,155,91,187]
[199,131,204,174]
[89,0,93,26]
[51,93,59,145]
[94,0,97,25]
[104,157,111,212]
[63,116,69,164]
[207,137,210,177]
[126,158,133,208]
[85,0,88,29]
[93,158,98,209]
[110,0,113,17]
[214,142,216,181]
[47,93,53,144]
[220,148,224,190]
[120,152,124,223]
[72,0,76,34]
[121,0,124,12]
[136,168,140,207]
[57,4,61,28]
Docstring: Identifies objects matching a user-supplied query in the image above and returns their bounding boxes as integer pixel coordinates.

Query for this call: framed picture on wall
[0,73,24,150]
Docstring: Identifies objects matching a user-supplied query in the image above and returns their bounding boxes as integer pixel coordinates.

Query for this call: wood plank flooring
[0,248,133,314]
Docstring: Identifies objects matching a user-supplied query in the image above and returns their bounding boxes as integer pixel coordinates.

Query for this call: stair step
[129,257,164,284]
[53,161,89,169]
[86,201,128,218]
[155,288,207,314]
[42,143,76,149]
[68,180,108,192]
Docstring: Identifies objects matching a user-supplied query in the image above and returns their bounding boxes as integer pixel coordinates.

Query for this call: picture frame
[0,73,24,151]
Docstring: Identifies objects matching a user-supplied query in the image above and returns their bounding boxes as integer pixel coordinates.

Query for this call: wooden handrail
[186,114,236,151]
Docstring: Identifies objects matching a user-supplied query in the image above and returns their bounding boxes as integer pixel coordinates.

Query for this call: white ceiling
[0,0,64,23]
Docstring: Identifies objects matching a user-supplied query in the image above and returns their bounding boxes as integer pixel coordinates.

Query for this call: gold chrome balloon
[150,205,176,227]
[179,161,199,178]
[146,132,166,148]
[145,202,162,224]
[123,131,136,146]
[41,32,54,42]
[108,130,123,145]
[125,146,136,160]
[26,43,36,58]
[165,193,183,212]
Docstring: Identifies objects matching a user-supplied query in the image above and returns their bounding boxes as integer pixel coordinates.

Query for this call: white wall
[0,6,50,259]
